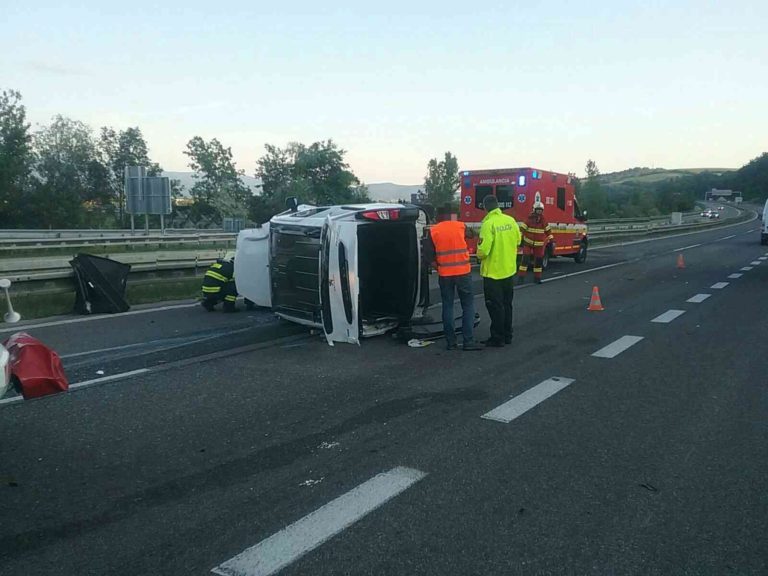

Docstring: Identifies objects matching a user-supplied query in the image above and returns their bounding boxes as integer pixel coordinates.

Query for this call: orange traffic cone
[587,286,604,311]
[676,253,686,269]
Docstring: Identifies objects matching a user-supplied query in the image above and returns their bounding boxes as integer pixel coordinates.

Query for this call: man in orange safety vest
[425,207,483,351]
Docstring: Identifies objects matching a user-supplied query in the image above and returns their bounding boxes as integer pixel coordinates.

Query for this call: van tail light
[356,207,420,222]
[358,209,401,221]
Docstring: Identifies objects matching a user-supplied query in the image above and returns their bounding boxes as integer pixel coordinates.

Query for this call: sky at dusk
[3,0,766,183]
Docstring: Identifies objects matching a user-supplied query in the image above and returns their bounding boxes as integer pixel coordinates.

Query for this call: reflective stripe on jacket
[476,208,522,279]
[430,221,471,277]
[202,259,235,292]
[520,213,554,247]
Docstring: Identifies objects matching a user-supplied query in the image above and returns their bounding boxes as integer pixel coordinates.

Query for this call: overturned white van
[235,203,432,345]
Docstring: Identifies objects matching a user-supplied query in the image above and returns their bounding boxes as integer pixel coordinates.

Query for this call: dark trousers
[483,276,514,342]
[519,245,545,280]
[439,273,476,346]
[202,282,237,311]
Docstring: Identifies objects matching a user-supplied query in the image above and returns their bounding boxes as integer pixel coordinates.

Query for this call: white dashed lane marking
[212,467,427,576]
[481,377,575,424]
[592,336,644,359]
[687,294,711,303]
[710,282,729,289]
[651,310,686,323]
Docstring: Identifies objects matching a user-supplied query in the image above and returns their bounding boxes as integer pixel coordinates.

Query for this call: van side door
[234,224,272,308]
[320,218,360,345]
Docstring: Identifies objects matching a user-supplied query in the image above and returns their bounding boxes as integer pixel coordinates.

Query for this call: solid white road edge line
[69,369,151,390]
[0,368,151,406]
[592,335,644,359]
[710,282,729,289]
[687,294,711,303]
[481,377,575,424]
[651,310,686,323]
[593,211,757,251]
[0,303,199,335]
[471,260,631,298]
[60,327,255,359]
[212,467,427,576]
[673,243,701,251]
[541,261,629,283]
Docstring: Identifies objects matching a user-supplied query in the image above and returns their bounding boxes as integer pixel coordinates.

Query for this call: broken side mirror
[285,196,299,213]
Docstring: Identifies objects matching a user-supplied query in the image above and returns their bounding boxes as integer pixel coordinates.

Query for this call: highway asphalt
[0,207,766,575]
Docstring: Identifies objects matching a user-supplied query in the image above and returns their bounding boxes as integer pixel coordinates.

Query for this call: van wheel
[574,241,588,264]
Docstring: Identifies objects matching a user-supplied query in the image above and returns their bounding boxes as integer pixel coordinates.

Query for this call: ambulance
[459,168,589,267]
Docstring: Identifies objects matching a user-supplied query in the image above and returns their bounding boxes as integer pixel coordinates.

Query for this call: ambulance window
[475,185,493,209]
[557,187,566,211]
[574,198,585,221]
[495,185,514,210]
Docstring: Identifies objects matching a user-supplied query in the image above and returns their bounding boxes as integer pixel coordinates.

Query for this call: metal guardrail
[0,232,237,248]
[0,250,226,283]
[0,228,229,239]
[0,208,752,287]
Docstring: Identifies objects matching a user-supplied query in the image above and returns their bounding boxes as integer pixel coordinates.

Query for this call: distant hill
[162,172,422,202]
[599,167,736,186]
[162,171,262,196]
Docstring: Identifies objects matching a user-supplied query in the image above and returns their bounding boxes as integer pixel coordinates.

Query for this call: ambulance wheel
[574,241,588,264]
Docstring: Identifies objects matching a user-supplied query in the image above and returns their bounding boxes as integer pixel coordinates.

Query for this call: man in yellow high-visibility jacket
[476,195,522,347]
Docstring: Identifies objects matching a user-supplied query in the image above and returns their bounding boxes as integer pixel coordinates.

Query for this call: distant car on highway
[718,206,724,210]
[235,200,433,345]
[709,211,720,219]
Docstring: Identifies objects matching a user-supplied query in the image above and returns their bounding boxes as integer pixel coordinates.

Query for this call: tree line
[4,87,764,229]
[578,155,768,219]
[0,88,462,229]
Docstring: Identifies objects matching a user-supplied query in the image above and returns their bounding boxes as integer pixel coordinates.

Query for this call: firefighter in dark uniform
[201,257,238,312]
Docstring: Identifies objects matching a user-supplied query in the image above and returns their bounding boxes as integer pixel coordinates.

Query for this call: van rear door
[320,218,360,345]
[234,225,272,308]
